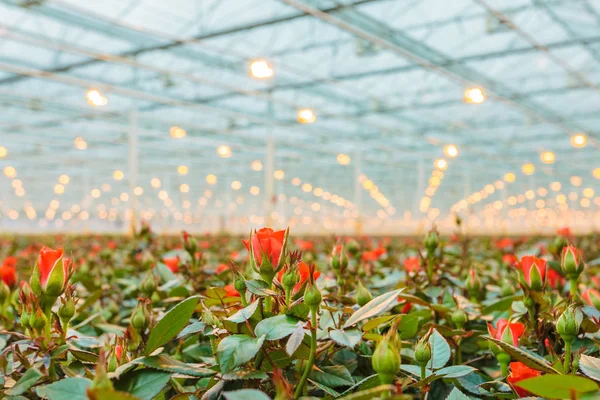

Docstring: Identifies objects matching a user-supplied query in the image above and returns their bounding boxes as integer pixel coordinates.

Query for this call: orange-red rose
[163,257,179,273]
[243,228,286,267]
[487,318,525,347]
[507,362,541,397]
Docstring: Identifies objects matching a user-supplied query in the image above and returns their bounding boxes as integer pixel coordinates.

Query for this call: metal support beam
[128,108,138,235]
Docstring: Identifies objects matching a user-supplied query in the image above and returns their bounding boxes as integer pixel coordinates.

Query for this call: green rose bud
[356,281,372,307]
[0,281,10,304]
[557,308,580,343]
[304,283,322,310]
[561,246,584,280]
[234,276,247,293]
[58,297,75,321]
[140,272,156,296]
[32,308,48,332]
[424,230,439,254]
[372,331,401,385]
[414,337,432,365]
[346,240,361,257]
[452,309,468,330]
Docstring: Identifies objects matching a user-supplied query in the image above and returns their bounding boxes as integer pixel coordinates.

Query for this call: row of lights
[452,172,516,213]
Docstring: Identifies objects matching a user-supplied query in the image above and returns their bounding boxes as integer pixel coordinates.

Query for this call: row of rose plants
[0,225,599,399]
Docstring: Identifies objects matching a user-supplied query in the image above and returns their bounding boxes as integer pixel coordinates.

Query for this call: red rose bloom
[3,256,17,268]
[502,254,517,266]
[224,284,240,297]
[277,261,320,293]
[517,255,546,290]
[362,247,385,262]
[557,227,572,237]
[0,264,17,287]
[38,247,71,291]
[163,257,179,273]
[547,269,565,289]
[507,362,541,397]
[487,318,525,347]
[243,228,286,267]
[495,238,514,250]
[582,288,600,309]
[215,263,229,275]
[403,257,420,274]
[295,239,314,252]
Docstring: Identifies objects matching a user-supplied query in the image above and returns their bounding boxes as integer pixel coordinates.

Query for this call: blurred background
[1,0,600,235]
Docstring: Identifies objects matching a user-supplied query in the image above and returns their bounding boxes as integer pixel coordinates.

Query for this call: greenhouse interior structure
[1,0,599,235]
[3,1,600,400]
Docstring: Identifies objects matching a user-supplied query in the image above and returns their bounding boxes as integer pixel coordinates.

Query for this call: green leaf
[343,288,404,328]
[481,295,522,314]
[6,367,43,395]
[225,300,260,323]
[86,388,142,399]
[286,323,306,356]
[361,315,397,332]
[483,336,559,374]
[436,365,475,378]
[397,314,419,339]
[217,334,266,373]
[113,369,170,400]
[245,280,277,297]
[222,370,268,381]
[445,387,470,400]
[427,329,451,369]
[310,365,354,387]
[329,329,362,348]
[35,378,91,400]
[176,321,206,339]
[337,385,395,400]
[145,296,201,355]
[580,354,600,381]
[132,355,216,377]
[309,379,341,397]
[222,389,270,400]
[255,315,301,340]
[515,374,599,398]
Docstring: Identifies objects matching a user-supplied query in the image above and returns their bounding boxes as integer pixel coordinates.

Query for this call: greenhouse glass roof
[1,0,599,234]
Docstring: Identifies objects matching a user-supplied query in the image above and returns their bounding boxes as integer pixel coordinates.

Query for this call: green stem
[427,256,434,281]
[240,292,248,307]
[564,341,572,374]
[294,309,318,399]
[419,363,427,400]
[500,360,509,378]
[569,279,578,299]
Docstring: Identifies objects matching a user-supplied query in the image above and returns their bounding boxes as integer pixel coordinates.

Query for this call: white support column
[264,91,275,227]
[128,109,139,236]
[354,151,362,235]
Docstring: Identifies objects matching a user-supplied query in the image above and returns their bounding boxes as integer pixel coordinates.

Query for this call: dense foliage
[1,225,600,399]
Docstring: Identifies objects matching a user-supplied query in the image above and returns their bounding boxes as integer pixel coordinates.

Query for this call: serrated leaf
[310,365,354,387]
[255,315,301,340]
[309,379,341,397]
[580,354,600,381]
[329,329,362,348]
[113,369,170,400]
[397,314,419,339]
[484,336,559,374]
[245,280,277,297]
[225,300,260,323]
[221,370,268,381]
[361,315,397,332]
[436,365,475,378]
[35,378,91,400]
[222,389,270,400]
[176,321,207,339]
[445,387,470,400]
[145,296,201,355]
[343,289,404,328]
[6,367,43,395]
[132,355,216,377]
[515,374,599,398]
[427,329,451,369]
[217,334,265,373]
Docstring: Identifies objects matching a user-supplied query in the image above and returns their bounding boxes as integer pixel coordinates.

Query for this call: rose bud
[557,308,580,344]
[517,255,546,291]
[582,288,600,309]
[32,307,48,333]
[243,228,288,283]
[452,309,468,330]
[502,254,517,267]
[140,272,157,296]
[372,330,401,385]
[346,239,361,257]
[330,244,348,274]
[303,265,322,312]
[30,247,72,298]
[507,362,541,397]
[0,281,10,305]
[465,268,481,300]
[561,246,584,280]
[549,235,568,257]
[487,319,525,353]
[414,335,432,367]
[182,231,197,257]
[424,229,439,254]
[281,266,300,293]
[356,281,372,307]
[162,257,179,273]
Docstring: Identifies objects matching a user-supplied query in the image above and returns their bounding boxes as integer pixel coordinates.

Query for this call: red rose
[295,239,314,252]
[3,256,17,268]
[163,257,179,273]
[215,263,229,275]
[487,318,525,347]
[401,302,412,314]
[547,269,565,289]
[502,254,517,266]
[495,238,514,250]
[243,228,286,267]
[557,227,571,237]
[224,284,240,297]
[517,255,546,290]
[277,261,320,294]
[34,247,72,295]
[403,257,420,274]
[582,288,600,309]
[0,264,17,287]
[507,362,541,397]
